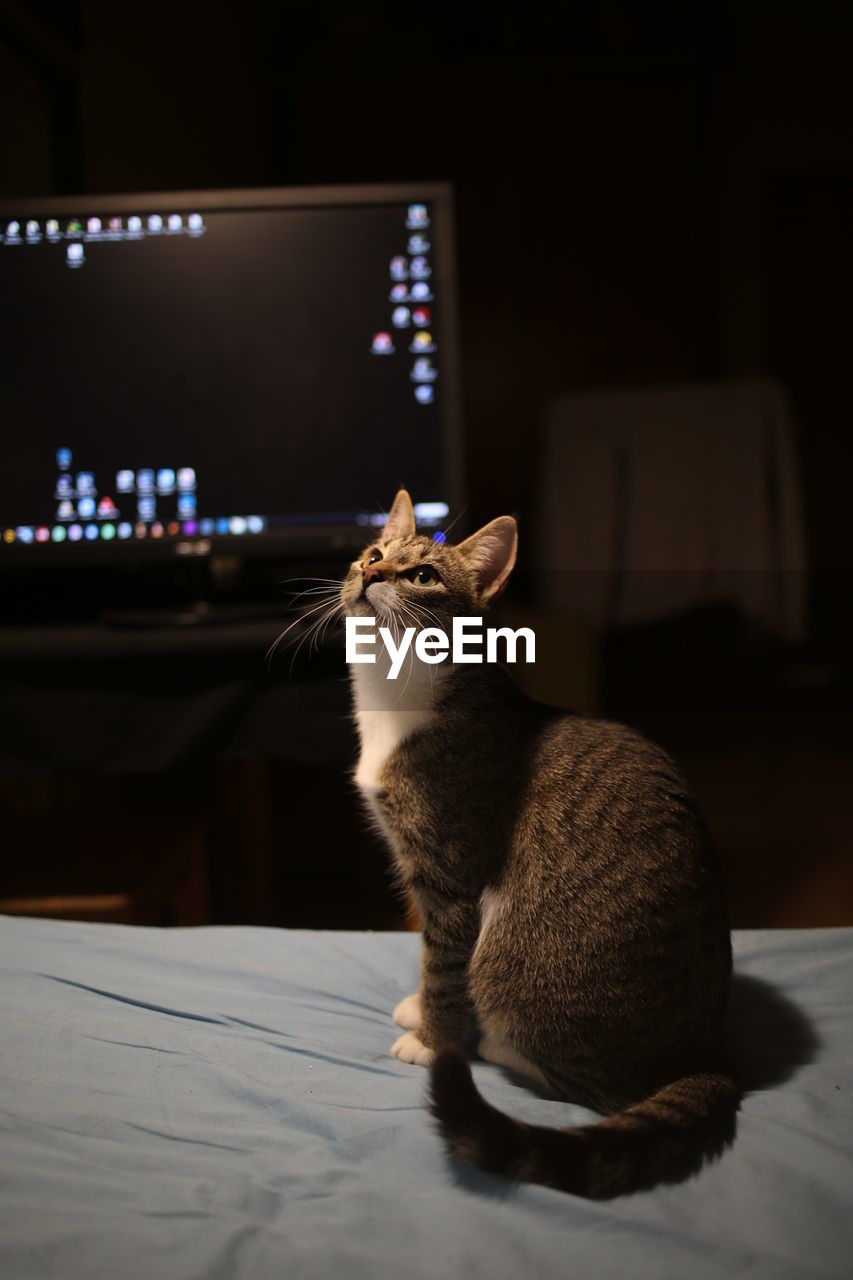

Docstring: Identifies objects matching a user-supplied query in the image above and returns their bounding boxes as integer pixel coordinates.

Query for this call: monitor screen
[0,185,463,562]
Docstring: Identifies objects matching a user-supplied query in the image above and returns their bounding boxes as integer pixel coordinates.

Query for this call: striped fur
[343,492,738,1198]
[430,1050,739,1199]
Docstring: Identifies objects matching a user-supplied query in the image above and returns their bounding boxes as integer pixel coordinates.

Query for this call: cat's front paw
[393,992,422,1031]
[391,1031,435,1067]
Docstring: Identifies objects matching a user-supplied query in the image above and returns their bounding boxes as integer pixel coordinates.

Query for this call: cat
[339,489,738,1199]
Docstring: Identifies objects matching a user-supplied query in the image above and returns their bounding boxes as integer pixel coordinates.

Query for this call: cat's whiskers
[401,597,447,706]
[266,589,344,669]
[266,597,336,665]
[316,600,343,651]
[395,612,417,705]
[441,503,468,539]
[277,575,344,591]
[393,598,438,707]
[287,599,345,675]
[405,597,445,632]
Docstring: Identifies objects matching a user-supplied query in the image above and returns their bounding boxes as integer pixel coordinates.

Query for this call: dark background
[1,0,851,931]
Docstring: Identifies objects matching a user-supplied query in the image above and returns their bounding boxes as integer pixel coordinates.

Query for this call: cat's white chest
[354,709,430,789]
[351,662,435,790]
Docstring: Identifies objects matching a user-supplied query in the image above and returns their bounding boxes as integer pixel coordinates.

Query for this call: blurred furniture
[0,617,403,930]
[527,378,853,931]
[536,378,807,641]
[0,789,209,926]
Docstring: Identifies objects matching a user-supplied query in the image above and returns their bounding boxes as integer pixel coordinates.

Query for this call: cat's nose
[363,564,387,585]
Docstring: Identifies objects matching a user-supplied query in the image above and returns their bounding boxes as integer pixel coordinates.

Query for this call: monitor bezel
[0,182,466,566]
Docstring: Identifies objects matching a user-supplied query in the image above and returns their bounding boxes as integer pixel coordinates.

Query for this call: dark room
[0,2,851,1276]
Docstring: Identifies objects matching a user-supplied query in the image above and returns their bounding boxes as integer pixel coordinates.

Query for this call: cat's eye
[367,548,383,565]
[411,566,439,586]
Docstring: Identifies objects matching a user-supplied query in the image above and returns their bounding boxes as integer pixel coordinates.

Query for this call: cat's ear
[456,516,518,603]
[382,489,416,541]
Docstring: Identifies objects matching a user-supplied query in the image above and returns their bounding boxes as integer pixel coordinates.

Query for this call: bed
[1,916,851,1279]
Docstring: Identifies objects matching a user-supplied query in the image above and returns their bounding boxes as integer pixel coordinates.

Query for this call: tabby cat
[339,489,738,1199]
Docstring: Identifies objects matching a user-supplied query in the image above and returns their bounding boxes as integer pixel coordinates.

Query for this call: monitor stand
[100,553,289,629]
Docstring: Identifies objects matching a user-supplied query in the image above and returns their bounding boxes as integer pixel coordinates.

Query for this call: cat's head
[340,489,517,629]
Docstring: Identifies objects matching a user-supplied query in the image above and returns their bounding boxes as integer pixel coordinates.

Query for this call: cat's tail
[429,1049,739,1199]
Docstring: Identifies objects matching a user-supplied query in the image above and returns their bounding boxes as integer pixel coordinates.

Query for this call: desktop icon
[96,496,117,518]
[390,283,409,302]
[414,384,435,404]
[87,217,101,234]
[56,447,72,469]
[230,516,247,536]
[406,203,429,229]
[148,214,163,232]
[371,331,394,355]
[392,306,410,328]
[215,517,230,535]
[390,256,408,280]
[76,472,95,494]
[182,520,199,536]
[67,524,82,542]
[134,522,147,539]
[411,306,431,327]
[247,515,265,534]
[410,330,435,352]
[78,497,96,519]
[56,475,73,497]
[51,525,67,542]
[188,213,203,232]
[117,522,132,539]
[116,469,135,492]
[66,243,84,267]
[26,220,39,239]
[410,256,430,280]
[100,523,116,540]
[199,518,215,536]
[156,468,175,494]
[3,529,14,544]
[136,469,154,492]
[138,496,156,520]
[410,281,432,301]
[57,500,75,520]
[6,221,20,237]
[128,216,142,233]
[150,522,164,538]
[108,217,122,233]
[84,524,99,541]
[408,234,430,254]
[168,214,182,232]
[177,493,196,517]
[66,219,81,235]
[166,521,180,537]
[46,219,60,237]
[410,357,437,382]
[16,526,34,544]
[177,467,196,490]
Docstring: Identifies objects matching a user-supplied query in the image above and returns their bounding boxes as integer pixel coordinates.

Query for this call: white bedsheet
[1,918,850,1278]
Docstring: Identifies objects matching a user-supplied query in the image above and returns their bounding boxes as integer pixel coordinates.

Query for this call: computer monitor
[0,184,464,575]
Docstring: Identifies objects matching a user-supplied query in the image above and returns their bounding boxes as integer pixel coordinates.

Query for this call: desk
[0,618,393,928]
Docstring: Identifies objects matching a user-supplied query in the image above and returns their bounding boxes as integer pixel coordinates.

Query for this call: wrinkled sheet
[0,917,850,1279]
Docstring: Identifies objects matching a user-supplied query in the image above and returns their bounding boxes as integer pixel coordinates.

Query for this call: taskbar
[2,502,451,548]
